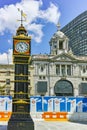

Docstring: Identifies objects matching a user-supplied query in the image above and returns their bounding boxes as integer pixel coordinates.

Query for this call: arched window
[54,80,73,96]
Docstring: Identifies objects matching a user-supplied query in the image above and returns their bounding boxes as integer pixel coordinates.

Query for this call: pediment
[50,53,77,62]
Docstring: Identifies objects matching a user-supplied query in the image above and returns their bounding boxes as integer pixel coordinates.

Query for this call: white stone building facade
[32,26,87,96]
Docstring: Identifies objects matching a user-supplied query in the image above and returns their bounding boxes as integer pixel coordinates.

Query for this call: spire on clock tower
[16,9,28,36]
[17,8,27,26]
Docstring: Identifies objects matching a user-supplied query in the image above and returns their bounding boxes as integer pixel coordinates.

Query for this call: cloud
[0,0,60,64]
[0,0,60,42]
[0,49,12,64]
[28,23,44,43]
[39,3,60,24]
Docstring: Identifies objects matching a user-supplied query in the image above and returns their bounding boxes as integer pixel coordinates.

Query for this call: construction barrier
[30,96,87,121]
[0,112,12,121]
[0,96,12,121]
[30,96,87,113]
[42,112,68,121]
[0,96,87,121]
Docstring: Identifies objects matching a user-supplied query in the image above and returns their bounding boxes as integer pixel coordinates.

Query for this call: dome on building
[52,22,68,39]
[54,30,67,39]
[53,30,68,39]
[49,22,69,55]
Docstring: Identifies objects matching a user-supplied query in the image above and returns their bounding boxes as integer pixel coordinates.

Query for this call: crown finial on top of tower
[57,22,61,31]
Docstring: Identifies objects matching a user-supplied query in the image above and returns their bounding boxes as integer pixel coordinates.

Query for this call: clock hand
[20,44,23,49]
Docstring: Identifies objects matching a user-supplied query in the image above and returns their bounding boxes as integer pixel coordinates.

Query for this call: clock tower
[8,11,34,130]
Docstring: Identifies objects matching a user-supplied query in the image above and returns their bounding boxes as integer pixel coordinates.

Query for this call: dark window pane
[37,81,47,93]
[54,80,73,96]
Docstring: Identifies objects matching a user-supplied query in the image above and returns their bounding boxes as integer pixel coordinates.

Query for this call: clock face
[15,42,28,53]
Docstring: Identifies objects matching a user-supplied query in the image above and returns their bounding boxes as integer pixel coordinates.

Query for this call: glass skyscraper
[61,11,87,56]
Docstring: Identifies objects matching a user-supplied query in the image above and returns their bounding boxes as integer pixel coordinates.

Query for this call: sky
[0,0,87,64]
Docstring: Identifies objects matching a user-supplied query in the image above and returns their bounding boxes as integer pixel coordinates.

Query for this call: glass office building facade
[61,11,87,56]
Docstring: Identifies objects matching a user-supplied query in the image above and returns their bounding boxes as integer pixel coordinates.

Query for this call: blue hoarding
[30,96,42,112]
[30,96,87,113]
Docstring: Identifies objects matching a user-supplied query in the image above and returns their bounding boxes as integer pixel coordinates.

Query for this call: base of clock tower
[8,113,34,130]
[8,98,34,130]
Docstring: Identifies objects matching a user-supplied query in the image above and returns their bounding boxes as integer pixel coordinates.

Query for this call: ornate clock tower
[8,11,34,130]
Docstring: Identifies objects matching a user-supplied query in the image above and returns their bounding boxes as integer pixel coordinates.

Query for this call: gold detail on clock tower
[8,9,34,130]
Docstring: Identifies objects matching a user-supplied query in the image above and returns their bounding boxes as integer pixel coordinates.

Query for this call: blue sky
[0,0,87,64]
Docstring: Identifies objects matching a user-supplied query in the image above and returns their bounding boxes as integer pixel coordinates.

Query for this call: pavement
[34,120,87,130]
[0,120,87,130]
[0,125,7,130]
